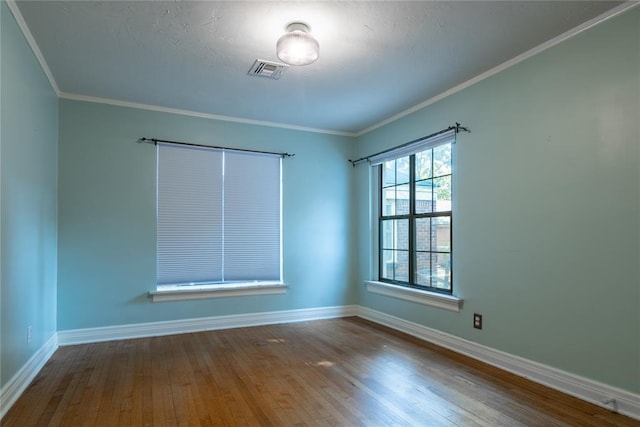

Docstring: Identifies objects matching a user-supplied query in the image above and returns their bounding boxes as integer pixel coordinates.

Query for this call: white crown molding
[59,92,356,137]
[9,0,637,139]
[0,334,58,420]
[358,306,640,421]
[6,0,353,137]
[5,0,60,96]
[355,1,640,137]
[57,305,359,345]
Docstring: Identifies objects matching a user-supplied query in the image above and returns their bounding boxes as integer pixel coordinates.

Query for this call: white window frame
[364,130,463,312]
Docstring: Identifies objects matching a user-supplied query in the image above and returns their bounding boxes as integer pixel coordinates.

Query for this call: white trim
[356,1,640,137]
[369,166,379,279]
[358,306,640,421]
[149,282,288,302]
[4,308,638,421]
[0,334,58,420]
[6,0,349,139]
[5,1,60,95]
[4,0,352,137]
[59,92,356,137]
[57,305,359,345]
[365,281,463,312]
[9,0,637,139]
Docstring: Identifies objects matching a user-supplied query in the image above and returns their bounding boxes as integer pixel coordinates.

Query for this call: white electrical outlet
[27,326,32,343]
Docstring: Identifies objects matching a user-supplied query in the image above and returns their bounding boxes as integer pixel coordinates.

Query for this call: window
[376,130,454,294]
[155,143,282,292]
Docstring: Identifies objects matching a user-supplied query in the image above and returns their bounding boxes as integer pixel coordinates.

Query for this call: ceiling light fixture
[276,22,319,66]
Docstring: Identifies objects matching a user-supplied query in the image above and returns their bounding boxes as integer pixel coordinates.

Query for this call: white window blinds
[157,143,281,286]
[223,150,281,281]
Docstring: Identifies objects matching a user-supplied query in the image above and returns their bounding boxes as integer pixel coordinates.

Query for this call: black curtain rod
[348,122,470,167]
[139,137,295,158]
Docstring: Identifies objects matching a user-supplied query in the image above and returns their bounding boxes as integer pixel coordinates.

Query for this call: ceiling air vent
[248,59,288,79]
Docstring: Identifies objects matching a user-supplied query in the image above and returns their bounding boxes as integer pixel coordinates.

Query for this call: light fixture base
[286,22,310,33]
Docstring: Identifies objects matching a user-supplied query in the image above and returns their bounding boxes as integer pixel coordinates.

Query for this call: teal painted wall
[57,100,356,330]
[0,2,58,387]
[355,9,640,393]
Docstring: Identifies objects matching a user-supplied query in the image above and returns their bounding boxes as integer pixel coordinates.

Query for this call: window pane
[433,216,451,252]
[415,218,431,251]
[432,253,451,290]
[433,175,451,212]
[383,157,410,187]
[395,250,409,282]
[382,186,396,216]
[415,252,451,290]
[382,184,409,216]
[415,251,431,287]
[396,156,410,184]
[381,220,393,249]
[381,249,394,279]
[383,160,396,187]
[383,184,411,217]
[381,219,408,250]
[396,219,409,250]
[433,143,451,177]
[415,179,434,214]
[395,184,410,215]
[381,250,409,282]
[415,150,432,180]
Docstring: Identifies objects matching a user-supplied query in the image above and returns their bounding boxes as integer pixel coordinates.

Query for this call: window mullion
[430,148,435,288]
[409,155,416,287]
[378,167,384,281]
[221,151,225,282]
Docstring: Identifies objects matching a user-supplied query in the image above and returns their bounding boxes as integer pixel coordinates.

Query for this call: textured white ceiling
[15,1,624,134]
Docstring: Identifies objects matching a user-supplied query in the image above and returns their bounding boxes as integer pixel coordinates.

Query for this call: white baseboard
[57,305,359,345]
[5,306,638,422]
[0,334,58,420]
[358,306,640,421]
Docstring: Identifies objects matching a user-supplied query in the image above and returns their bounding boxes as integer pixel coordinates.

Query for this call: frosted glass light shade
[276,23,319,66]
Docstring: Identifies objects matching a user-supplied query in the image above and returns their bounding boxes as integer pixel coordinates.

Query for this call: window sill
[364,281,463,312]
[149,282,287,302]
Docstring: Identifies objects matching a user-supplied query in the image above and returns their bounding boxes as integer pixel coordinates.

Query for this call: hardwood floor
[2,317,638,426]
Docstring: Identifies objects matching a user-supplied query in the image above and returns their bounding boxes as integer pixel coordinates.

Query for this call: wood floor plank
[2,317,638,427]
